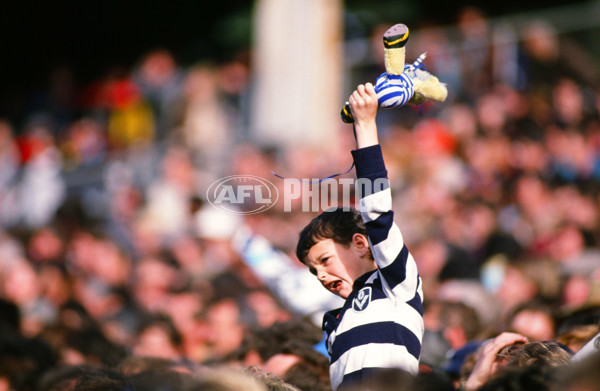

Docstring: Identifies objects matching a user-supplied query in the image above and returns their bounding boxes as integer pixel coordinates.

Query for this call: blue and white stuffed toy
[341,24,448,123]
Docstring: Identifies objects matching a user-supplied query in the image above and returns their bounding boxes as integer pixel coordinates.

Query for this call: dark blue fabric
[378,244,409,288]
[406,289,424,315]
[351,145,386,179]
[365,212,394,246]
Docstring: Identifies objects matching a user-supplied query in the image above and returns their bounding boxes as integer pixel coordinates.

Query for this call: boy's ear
[351,233,370,257]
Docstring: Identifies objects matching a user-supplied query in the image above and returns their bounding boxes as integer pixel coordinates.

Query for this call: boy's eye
[321,257,330,264]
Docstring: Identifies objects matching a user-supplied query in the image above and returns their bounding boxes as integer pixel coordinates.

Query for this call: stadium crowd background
[1,1,600,390]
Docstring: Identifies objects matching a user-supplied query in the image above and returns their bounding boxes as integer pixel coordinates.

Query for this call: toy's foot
[383,24,409,49]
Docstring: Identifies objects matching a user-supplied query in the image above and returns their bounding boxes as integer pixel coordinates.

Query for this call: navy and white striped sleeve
[351,145,423,303]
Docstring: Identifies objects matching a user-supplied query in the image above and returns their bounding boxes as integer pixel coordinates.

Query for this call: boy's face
[304,237,374,299]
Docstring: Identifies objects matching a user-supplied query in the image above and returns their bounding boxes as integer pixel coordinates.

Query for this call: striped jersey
[323,144,424,391]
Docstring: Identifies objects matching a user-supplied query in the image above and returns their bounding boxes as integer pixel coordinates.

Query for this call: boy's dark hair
[296,207,368,264]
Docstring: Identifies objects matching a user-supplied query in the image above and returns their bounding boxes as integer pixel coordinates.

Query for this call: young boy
[296,82,424,390]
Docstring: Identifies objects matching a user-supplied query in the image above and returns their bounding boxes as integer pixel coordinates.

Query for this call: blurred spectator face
[514,174,557,229]
[1,259,46,335]
[133,324,181,359]
[1,259,40,305]
[495,265,538,315]
[501,86,531,120]
[229,144,276,179]
[133,257,182,312]
[522,21,559,62]
[110,184,142,222]
[184,65,219,101]
[446,103,477,141]
[477,93,507,135]
[509,309,555,341]
[516,175,545,209]
[73,278,122,321]
[68,233,131,286]
[27,226,64,263]
[160,146,195,191]
[412,238,447,287]
[463,203,496,249]
[545,128,592,182]
[458,6,489,38]
[553,186,597,230]
[63,118,106,166]
[168,235,205,274]
[245,290,289,327]
[131,216,164,258]
[510,139,548,173]
[547,225,585,263]
[553,78,584,126]
[67,231,98,275]
[91,239,131,286]
[103,318,133,348]
[562,274,591,308]
[183,317,212,363]
[205,298,245,358]
[217,60,250,95]
[464,137,510,178]
[139,49,176,87]
[135,258,178,292]
[462,139,506,201]
[166,292,203,334]
[409,178,456,218]
[38,264,71,307]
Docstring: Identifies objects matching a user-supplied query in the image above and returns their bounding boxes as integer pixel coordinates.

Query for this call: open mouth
[327,280,342,291]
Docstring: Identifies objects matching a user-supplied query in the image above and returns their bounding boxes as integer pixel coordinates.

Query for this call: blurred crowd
[1,5,600,391]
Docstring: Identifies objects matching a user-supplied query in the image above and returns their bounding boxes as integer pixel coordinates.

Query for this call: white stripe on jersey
[369,224,403,269]
[360,188,393,220]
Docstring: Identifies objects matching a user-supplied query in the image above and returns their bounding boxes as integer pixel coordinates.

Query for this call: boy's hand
[349,83,379,148]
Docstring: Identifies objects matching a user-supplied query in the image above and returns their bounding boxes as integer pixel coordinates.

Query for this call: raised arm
[348,83,422,303]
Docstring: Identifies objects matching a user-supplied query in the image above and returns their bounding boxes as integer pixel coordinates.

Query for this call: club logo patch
[352,287,372,312]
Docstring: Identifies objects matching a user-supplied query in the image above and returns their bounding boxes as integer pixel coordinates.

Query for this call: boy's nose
[317,270,327,281]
